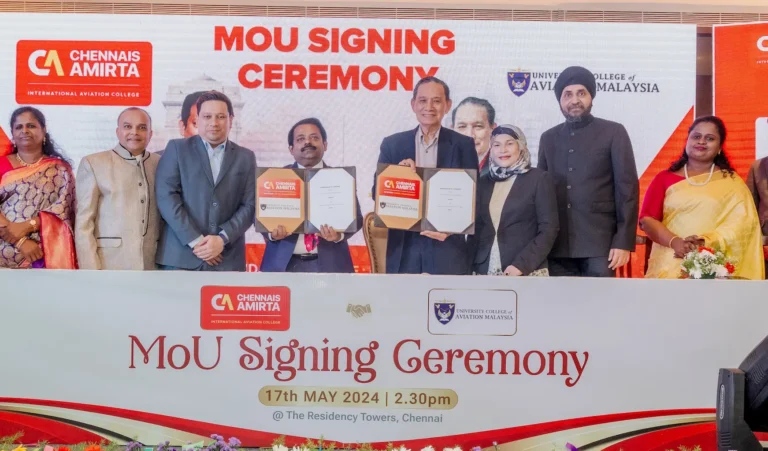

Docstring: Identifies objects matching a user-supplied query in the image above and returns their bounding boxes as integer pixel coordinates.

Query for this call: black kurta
[537,114,639,258]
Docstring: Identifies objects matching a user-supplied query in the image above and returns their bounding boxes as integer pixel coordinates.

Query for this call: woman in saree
[639,115,764,279]
[0,106,77,269]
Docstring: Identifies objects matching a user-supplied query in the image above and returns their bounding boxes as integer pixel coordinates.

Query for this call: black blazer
[470,168,559,275]
[374,126,479,274]
[537,116,639,258]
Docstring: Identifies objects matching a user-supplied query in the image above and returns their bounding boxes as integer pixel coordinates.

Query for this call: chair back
[363,212,388,273]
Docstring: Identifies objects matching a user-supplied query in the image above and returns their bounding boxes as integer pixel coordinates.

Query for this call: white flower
[443,447,462,451]
[715,264,729,278]
[689,267,703,279]
[290,446,310,451]
[396,446,411,451]
[273,446,289,451]
[421,446,435,451]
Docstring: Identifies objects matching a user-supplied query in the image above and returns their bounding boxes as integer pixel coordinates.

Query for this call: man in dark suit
[537,66,639,277]
[155,90,256,271]
[261,118,362,273]
[374,76,479,274]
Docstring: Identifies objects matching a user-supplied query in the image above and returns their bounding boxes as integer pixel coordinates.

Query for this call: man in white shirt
[260,118,361,273]
[155,90,256,271]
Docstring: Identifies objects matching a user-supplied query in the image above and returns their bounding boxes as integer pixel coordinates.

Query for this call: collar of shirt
[113,144,147,164]
[417,126,441,147]
[297,161,325,169]
[565,113,595,131]
[201,137,227,158]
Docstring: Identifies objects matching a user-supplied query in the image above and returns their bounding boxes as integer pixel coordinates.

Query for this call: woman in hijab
[470,124,559,276]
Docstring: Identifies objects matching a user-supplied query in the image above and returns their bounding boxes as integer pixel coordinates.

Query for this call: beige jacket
[75,145,161,270]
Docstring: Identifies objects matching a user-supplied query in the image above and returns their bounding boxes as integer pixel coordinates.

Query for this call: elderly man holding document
[373,76,478,275]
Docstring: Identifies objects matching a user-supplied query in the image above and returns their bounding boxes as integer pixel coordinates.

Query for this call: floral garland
[0,433,583,451]
[0,434,241,451]
[271,437,579,451]
[0,432,699,451]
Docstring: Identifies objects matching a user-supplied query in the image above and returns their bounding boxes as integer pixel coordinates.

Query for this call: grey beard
[562,104,592,123]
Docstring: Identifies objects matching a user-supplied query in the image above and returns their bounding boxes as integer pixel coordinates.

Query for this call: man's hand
[193,235,224,261]
[504,265,523,276]
[0,221,32,244]
[608,248,630,270]
[271,225,289,241]
[420,231,450,242]
[19,240,43,263]
[318,225,341,242]
[205,255,224,266]
[398,158,417,172]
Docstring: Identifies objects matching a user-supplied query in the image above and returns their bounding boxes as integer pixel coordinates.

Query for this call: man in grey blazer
[155,90,256,271]
[537,66,639,277]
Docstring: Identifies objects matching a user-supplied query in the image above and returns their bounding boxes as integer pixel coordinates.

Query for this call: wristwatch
[218,230,230,246]
[29,218,38,231]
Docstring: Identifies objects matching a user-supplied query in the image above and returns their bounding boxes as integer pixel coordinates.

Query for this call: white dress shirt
[188,137,228,248]
[293,161,324,255]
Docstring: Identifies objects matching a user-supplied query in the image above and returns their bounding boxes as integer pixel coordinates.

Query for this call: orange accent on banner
[0,127,10,157]
[714,23,768,177]
[639,107,695,204]
[349,245,372,273]
[201,285,290,330]
[379,177,420,199]
[257,179,301,199]
[16,40,153,106]
[246,243,266,272]
[622,107,694,279]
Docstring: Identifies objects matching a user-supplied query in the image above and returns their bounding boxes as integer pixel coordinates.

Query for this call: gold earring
[43,137,47,146]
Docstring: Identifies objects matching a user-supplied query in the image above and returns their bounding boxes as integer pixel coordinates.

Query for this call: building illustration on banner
[151,74,245,152]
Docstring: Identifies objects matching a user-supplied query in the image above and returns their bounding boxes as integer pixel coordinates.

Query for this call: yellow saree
[646,172,764,280]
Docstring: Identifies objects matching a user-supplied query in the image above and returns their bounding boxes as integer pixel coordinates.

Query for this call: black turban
[554,66,596,100]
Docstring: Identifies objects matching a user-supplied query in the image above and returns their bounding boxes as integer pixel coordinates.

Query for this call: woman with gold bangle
[0,106,77,269]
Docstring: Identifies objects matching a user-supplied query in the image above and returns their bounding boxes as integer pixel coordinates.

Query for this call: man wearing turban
[537,66,639,277]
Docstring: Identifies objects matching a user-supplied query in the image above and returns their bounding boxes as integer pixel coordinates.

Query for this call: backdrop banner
[0,14,697,272]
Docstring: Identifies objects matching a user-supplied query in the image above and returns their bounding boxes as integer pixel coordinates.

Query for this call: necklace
[15,153,43,167]
[684,163,715,186]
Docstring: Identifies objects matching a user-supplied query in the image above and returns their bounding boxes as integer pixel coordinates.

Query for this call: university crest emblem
[433,302,455,325]
[508,71,531,97]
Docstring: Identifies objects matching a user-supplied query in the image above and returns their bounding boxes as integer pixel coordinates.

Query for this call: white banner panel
[0,271,765,449]
[0,14,696,250]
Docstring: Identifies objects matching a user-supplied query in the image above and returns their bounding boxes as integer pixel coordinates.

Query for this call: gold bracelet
[668,236,680,248]
[15,236,28,249]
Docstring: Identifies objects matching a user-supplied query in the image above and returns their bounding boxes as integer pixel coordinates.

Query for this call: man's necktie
[304,234,318,252]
